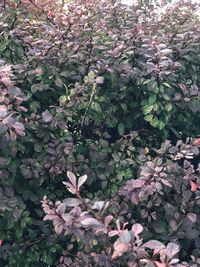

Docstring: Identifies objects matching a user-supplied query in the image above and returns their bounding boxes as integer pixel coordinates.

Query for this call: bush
[0,0,200,266]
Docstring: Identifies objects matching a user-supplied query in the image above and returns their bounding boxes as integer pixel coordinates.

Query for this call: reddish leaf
[193,138,200,146]
[153,261,167,267]
[190,181,198,192]
[48,11,54,17]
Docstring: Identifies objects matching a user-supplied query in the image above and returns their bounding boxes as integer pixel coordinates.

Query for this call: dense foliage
[0,0,200,266]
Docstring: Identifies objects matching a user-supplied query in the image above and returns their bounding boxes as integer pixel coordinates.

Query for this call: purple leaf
[55,223,63,235]
[13,122,25,136]
[131,179,145,188]
[161,179,172,187]
[186,229,199,239]
[186,213,197,223]
[42,110,53,123]
[61,214,73,225]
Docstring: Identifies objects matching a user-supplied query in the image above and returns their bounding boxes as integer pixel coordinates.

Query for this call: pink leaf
[67,171,77,188]
[153,261,167,267]
[132,223,143,235]
[131,179,145,188]
[104,215,113,226]
[165,243,180,258]
[63,181,76,194]
[112,242,129,259]
[190,180,198,192]
[63,198,81,207]
[142,240,165,250]
[186,213,197,223]
[81,218,101,227]
[193,138,200,146]
[161,179,172,187]
[108,230,119,237]
[78,174,87,190]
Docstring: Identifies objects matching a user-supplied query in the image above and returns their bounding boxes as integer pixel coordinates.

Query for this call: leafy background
[0,0,200,266]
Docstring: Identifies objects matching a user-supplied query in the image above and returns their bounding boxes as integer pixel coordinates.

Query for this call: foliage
[0,0,200,266]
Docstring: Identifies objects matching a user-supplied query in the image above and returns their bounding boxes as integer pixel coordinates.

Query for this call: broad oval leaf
[165,243,180,258]
[81,217,101,227]
[120,230,132,244]
[153,261,167,267]
[92,201,105,211]
[132,223,143,235]
[104,215,113,226]
[42,110,53,123]
[112,242,129,259]
[186,213,197,223]
[108,230,119,237]
[63,198,81,207]
[142,240,165,250]
[190,180,198,192]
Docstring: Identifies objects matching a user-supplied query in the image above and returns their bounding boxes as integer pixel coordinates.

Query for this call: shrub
[0,0,200,266]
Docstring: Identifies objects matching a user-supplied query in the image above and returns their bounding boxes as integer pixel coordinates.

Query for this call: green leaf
[31,84,38,94]
[165,103,173,112]
[150,116,158,127]
[143,105,154,115]
[145,114,153,122]
[158,120,166,130]
[163,94,170,101]
[55,77,63,87]
[163,82,171,88]
[148,94,157,105]
[190,99,200,113]
[118,123,125,135]
[59,95,67,104]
